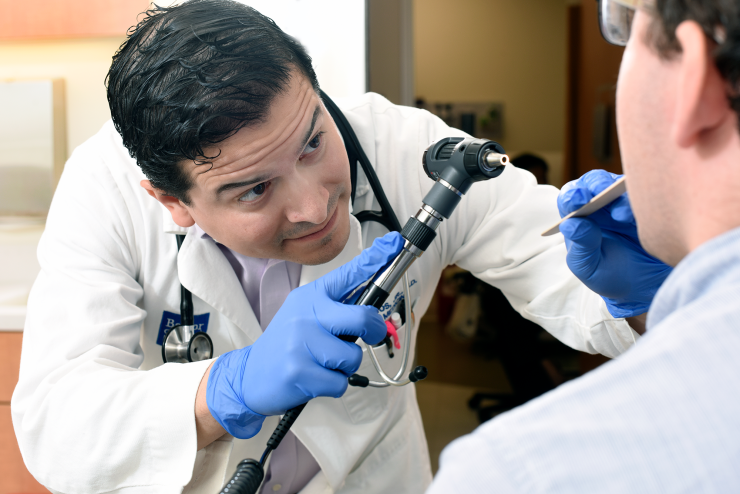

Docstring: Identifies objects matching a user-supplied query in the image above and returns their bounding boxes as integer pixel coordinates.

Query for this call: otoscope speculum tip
[483,152,509,168]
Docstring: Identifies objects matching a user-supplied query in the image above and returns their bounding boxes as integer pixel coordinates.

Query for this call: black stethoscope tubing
[320,90,402,234]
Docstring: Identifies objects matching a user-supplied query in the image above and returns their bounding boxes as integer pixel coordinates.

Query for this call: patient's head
[511,153,549,185]
[617,0,740,266]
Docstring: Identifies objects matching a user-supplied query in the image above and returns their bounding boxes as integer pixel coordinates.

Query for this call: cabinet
[0,0,150,40]
[0,332,48,494]
[564,1,625,181]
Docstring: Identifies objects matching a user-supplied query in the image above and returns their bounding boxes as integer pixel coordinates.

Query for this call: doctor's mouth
[288,204,339,244]
[283,186,345,245]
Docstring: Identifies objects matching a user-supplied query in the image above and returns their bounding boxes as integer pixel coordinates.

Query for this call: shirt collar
[648,225,740,329]
[192,223,284,270]
[192,223,212,240]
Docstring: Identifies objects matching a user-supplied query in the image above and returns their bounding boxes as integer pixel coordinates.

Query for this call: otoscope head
[421,137,507,218]
[422,137,507,191]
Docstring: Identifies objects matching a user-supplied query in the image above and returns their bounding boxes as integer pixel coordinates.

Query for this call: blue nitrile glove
[206,232,404,439]
[557,170,672,318]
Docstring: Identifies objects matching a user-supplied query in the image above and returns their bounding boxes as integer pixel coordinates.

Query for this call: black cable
[218,404,307,494]
[320,90,402,233]
[265,403,306,454]
[217,459,264,494]
[175,235,194,326]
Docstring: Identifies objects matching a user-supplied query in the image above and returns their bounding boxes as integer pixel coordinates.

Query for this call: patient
[429,0,740,491]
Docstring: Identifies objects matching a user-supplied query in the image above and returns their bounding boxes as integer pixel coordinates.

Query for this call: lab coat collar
[160,202,261,346]
[177,229,262,348]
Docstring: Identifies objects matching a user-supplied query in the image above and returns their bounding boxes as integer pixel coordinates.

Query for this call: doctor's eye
[300,131,325,159]
[238,182,271,203]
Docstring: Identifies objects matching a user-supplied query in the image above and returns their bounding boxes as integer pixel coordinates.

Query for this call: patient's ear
[140,180,195,227]
[671,21,731,148]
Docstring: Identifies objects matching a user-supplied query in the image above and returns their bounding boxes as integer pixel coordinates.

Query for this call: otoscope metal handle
[347,137,507,388]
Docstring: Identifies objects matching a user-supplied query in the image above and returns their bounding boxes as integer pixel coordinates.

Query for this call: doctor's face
[174,74,352,265]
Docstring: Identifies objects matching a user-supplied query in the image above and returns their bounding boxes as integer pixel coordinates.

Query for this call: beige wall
[1,2,571,183]
[0,37,124,159]
[414,0,569,186]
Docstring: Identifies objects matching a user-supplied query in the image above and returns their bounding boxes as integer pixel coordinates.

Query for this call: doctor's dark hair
[648,0,740,130]
[106,0,320,203]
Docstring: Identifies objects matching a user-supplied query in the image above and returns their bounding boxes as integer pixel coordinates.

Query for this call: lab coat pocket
[340,321,408,425]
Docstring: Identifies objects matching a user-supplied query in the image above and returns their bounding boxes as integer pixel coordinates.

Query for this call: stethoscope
[161,91,419,387]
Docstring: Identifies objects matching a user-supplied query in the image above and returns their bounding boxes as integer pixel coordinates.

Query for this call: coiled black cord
[218,404,307,494]
[218,459,264,494]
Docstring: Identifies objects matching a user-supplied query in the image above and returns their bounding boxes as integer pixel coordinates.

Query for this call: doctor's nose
[284,183,330,225]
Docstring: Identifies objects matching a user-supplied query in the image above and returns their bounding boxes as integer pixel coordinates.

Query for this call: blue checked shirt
[428,226,740,493]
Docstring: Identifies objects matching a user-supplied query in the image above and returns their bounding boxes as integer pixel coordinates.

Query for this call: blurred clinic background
[0,0,626,491]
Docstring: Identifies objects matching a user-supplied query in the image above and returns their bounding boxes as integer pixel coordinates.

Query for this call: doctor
[12,1,640,493]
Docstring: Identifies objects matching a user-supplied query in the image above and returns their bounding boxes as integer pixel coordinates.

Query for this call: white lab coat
[11,93,635,494]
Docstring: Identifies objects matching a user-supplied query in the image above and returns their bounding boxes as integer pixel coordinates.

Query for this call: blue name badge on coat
[156,311,211,345]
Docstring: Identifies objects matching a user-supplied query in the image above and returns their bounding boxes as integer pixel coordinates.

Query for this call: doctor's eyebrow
[214,105,322,197]
[215,175,271,196]
[298,104,322,153]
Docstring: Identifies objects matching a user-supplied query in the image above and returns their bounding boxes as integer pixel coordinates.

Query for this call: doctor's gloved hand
[206,232,404,439]
[558,170,672,319]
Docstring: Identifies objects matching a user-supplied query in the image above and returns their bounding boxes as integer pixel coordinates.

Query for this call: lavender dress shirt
[194,226,321,494]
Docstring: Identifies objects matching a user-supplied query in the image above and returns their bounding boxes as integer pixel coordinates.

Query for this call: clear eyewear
[598,0,652,46]
[598,0,725,47]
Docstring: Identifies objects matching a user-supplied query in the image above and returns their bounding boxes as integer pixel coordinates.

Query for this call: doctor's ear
[140,180,196,228]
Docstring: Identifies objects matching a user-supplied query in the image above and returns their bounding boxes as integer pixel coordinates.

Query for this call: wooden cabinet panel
[564,1,625,181]
[0,0,150,40]
[0,405,49,493]
[0,332,22,403]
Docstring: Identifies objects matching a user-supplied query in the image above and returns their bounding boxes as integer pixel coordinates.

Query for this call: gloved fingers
[558,170,624,217]
[296,365,350,399]
[306,333,363,376]
[558,183,592,217]
[559,217,603,280]
[580,169,622,196]
[206,347,268,439]
[322,232,404,301]
[585,209,638,238]
[316,303,387,346]
[607,195,636,225]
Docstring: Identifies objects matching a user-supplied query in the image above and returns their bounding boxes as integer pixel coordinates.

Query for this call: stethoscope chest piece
[163,233,214,364]
[162,324,213,363]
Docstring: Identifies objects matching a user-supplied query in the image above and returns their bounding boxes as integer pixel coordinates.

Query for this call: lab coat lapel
[299,212,364,286]
[177,229,262,348]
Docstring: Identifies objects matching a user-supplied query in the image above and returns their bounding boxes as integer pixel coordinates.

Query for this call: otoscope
[218,136,509,494]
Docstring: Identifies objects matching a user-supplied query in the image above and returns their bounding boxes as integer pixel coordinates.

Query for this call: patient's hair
[649,1,740,129]
[106,0,319,203]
